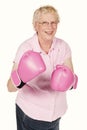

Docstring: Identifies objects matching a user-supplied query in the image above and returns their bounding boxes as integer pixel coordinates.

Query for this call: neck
[38,38,52,53]
[39,41,52,53]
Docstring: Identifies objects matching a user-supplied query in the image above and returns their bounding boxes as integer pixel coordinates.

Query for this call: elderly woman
[7,5,75,130]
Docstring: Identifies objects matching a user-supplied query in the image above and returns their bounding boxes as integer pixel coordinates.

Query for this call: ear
[33,22,38,32]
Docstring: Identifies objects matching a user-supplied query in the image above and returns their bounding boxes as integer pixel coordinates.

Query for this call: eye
[40,22,48,26]
[38,21,57,27]
[43,22,48,25]
[51,22,57,26]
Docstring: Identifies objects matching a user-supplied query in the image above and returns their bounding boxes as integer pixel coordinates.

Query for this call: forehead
[39,13,57,21]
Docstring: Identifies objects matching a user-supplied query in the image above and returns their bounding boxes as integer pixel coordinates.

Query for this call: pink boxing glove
[51,65,75,92]
[71,74,78,89]
[11,50,46,88]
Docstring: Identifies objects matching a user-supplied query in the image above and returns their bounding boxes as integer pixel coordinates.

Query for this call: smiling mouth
[45,31,53,35]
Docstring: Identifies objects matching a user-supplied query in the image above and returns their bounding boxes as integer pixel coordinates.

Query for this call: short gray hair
[32,5,60,27]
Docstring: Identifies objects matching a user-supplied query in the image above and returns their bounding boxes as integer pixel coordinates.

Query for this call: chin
[46,36,54,41]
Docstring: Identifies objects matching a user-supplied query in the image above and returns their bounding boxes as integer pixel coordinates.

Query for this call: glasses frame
[38,21,58,27]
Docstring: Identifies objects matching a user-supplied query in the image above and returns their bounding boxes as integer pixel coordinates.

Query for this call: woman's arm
[64,57,74,72]
[7,63,18,92]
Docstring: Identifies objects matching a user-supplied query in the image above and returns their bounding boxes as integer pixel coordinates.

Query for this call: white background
[0,0,87,130]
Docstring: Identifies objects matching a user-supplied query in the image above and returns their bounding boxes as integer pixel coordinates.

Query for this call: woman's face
[35,13,58,42]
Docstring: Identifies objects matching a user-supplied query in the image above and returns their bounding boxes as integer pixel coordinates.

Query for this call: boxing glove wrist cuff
[70,86,73,90]
[11,70,25,89]
[17,80,26,88]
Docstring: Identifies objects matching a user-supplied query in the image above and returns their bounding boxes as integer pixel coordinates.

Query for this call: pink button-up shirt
[14,33,71,121]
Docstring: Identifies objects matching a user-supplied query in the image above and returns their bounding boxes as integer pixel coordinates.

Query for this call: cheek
[53,27,57,35]
[37,27,44,35]
[35,26,42,33]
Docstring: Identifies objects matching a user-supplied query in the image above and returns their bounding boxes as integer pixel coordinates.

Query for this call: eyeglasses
[38,21,58,27]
